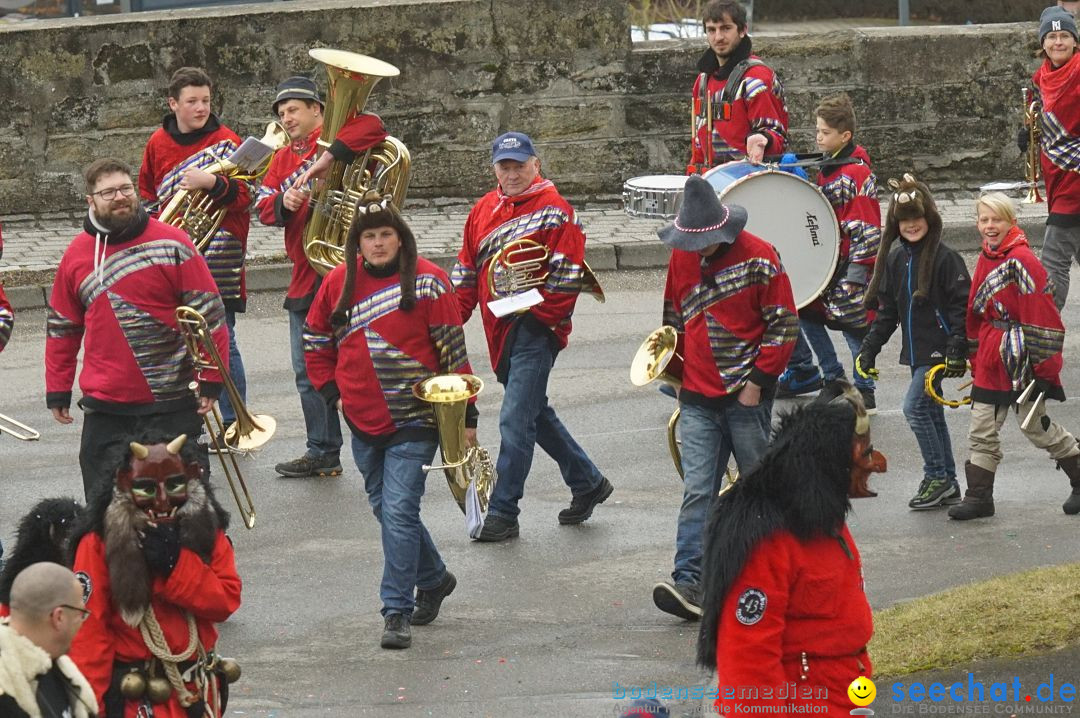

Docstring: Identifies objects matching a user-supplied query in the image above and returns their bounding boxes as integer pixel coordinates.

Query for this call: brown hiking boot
[948,461,996,520]
[1055,453,1080,515]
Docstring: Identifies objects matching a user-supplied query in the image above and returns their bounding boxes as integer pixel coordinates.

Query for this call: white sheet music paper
[465,482,484,539]
[227,136,276,173]
[487,288,543,318]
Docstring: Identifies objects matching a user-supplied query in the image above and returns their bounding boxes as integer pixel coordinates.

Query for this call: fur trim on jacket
[0,621,98,717]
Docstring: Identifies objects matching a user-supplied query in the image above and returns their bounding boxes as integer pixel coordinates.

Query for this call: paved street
[2,269,1080,717]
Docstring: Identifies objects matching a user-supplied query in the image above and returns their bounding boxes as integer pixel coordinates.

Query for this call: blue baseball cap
[491,132,537,164]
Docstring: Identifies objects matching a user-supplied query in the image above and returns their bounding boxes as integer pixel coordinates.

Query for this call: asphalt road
[2,267,1079,717]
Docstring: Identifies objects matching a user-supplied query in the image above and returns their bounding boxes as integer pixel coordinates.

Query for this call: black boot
[1055,453,1080,515]
[948,462,996,520]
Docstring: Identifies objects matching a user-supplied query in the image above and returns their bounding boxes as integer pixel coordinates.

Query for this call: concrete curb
[2,217,1050,313]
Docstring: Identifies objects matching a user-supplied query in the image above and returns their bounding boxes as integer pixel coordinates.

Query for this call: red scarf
[982,224,1028,259]
[1037,51,1080,109]
[491,176,554,214]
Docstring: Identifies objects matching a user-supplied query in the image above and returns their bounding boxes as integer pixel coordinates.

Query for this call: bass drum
[702,161,840,309]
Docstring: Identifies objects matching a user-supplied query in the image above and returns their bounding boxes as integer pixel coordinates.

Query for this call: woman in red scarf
[1033,6,1080,308]
[951,192,1080,520]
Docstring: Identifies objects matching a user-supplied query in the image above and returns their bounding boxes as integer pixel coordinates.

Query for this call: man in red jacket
[451,132,612,542]
[653,175,797,620]
[46,158,228,500]
[687,0,788,172]
[140,67,250,439]
[257,75,390,479]
[67,433,241,718]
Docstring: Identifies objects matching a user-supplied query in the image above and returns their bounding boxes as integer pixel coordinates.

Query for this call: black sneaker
[558,477,614,525]
[274,453,343,478]
[207,429,236,455]
[942,478,962,505]
[474,515,519,542]
[380,613,411,649]
[858,388,877,415]
[909,477,954,510]
[775,369,823,399]
[652,581,702,621]
[413,570,457,626]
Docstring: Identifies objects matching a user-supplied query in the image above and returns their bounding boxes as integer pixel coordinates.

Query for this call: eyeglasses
[90,184,136,201]
[57,604,92,620]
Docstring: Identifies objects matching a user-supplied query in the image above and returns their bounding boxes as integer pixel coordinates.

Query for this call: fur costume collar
[0,621,98,718]
[697,402,857,670]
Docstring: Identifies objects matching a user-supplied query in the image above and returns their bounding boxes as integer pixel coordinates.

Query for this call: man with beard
[140,67,251,441]
[67,433,241,718]
[687,0,788,173]
[45,158,229,500]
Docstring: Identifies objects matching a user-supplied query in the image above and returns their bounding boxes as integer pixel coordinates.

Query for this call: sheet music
[465,482,484,539]
[227,136,276,173]
[487,288,543,318]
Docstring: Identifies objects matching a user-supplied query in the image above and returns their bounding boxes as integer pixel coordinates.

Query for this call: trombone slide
[0,413,40,441]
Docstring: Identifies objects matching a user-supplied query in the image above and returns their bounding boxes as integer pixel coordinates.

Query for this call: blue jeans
[289,307,343,458]
[489,323,605,521]
[351,435,445,616]
[217,310,247,425]
[903,365,956,480]
[788,322,874,391]
[673,399,773,585]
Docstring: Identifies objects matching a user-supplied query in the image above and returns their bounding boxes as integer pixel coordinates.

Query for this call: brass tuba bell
[302,49,412,275]
[487,237,606,306]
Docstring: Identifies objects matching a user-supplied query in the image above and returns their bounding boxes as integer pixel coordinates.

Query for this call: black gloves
[1017,126,1030,154]
[142,523,181,577]
[943,342,967,378]
[855,348,879,380]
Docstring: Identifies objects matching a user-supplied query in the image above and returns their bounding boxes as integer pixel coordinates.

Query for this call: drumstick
[705,81,714,168]
[1021,392,1045,431]
[1016,379,1038,406]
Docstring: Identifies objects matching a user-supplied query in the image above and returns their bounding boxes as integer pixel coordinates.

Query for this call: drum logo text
[805,213,821,247]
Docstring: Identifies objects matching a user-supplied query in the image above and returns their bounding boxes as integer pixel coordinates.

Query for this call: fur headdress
[331,190,418,327]
[0,497,83,606]
[864,173,942,307]
[67,433,229,627]
[696,400,860,669]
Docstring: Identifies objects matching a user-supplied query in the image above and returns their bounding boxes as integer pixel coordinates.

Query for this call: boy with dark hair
[777,94,881,410]
[688,0,788,171]
[140,66,250,440]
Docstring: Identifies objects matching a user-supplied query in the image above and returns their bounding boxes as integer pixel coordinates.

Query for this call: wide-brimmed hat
[271,76,324,115]
[657,174,748,252]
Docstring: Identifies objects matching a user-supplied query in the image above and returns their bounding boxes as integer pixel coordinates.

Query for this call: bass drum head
[703,163,840,309]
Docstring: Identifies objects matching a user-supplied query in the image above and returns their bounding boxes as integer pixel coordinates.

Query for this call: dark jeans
[289,307,342,458]
[488,322,605,522]
[216,309,247,426]
[904,365,956,480]
[788,322,874,391]
[79,407,206,501]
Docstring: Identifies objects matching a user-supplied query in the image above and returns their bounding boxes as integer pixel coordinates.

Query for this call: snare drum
[703,161,840,309]
[622,175,687,219]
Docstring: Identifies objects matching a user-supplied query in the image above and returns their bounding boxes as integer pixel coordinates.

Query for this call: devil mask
[114,434,201,523]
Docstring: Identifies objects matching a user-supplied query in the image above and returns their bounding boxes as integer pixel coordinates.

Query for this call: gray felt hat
[657,174,748,252]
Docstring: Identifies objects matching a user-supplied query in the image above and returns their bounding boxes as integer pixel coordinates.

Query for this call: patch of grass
[871,563,1080,677]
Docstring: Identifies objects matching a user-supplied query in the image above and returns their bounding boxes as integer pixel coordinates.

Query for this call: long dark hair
[331,191,418,328]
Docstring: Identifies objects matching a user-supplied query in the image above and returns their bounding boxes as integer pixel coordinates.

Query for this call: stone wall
[0,0,1044,214]
[755,0,1049,24]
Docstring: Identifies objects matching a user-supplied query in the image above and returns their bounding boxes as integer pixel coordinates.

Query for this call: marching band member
[451,131,612,542]
[139,67,250,441]
[951,192,1080,519]
[1032,6,1080,308]
[257,75,390,479]
[0,229,11,354]
[697,389,886,716]
[304,192,468,649]
[652,175,798,620]
[45,158,228,500]
[67,433,241,717]
[688,0,788,172]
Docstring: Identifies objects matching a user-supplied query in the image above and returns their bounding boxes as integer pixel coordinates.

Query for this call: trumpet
[979,88,1044,203]
[0,413,40,441]
[176,306,275,529]
[924,363,973,408]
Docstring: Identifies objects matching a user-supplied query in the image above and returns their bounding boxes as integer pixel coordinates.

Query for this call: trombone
[0,413,40,441]
[176,306,275,529]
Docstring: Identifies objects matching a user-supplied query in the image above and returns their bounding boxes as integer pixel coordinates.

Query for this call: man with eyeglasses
[46,158,229,500]
[0,562,98,717]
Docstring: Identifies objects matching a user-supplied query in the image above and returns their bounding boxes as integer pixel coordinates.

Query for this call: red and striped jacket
[0,229,10,353]
[45,216,228,413]
[452,178,587,375]
[967,227,1066,405]
[140,114,251,311]
[1033,52,1080,220]
[304,256,474,445]
[663,232,798,404]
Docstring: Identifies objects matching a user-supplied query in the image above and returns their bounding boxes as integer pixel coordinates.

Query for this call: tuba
[175,306,275,529]
[302,49,412,275]
[159,121,290,250]
[413,374,497,537]
[487,237,606,307]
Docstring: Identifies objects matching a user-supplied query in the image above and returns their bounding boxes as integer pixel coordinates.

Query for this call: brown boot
[948,462,996,520]
[1055,453,1080,515]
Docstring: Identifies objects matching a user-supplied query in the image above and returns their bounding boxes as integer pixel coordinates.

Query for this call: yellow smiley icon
[848,676,876,707]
